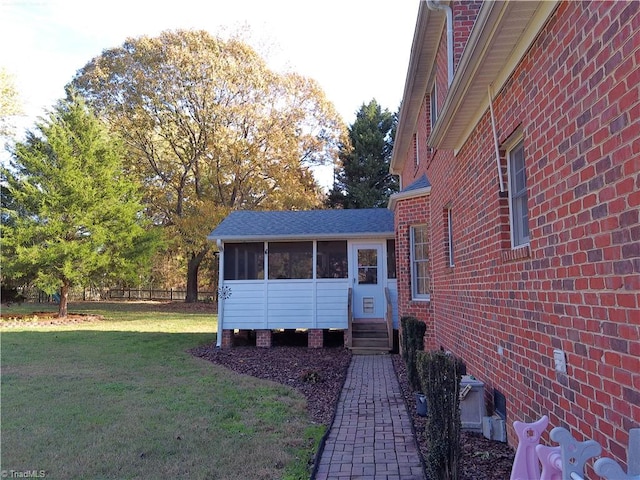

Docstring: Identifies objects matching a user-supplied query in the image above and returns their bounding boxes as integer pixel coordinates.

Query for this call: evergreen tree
[1,96,159,317]
[326,99,398,209]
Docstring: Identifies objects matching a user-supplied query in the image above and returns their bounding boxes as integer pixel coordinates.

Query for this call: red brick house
[389,0,639,470]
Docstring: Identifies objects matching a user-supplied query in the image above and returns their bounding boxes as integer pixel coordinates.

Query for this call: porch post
[215,240,225,347]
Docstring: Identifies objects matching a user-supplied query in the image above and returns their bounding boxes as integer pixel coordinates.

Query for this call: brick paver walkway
[315,355,425,480]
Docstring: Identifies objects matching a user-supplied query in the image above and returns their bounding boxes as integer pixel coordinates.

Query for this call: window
[316,241,348,278]
[268,242,313,279]
[430,83,437,128]
[446,207,454,267]
[387,239,396,279]
[413,133,419,167]
[411,225,430,299]
[508,140,529,247]
[224,243,264,280]
[357,249,378,284]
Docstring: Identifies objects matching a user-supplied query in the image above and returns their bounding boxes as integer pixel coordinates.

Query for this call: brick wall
[393,195,435,350]
[256,329,272,348]
[453,0,482,70]
[308,329,324,348]
[401,96,432,186]
[221,329,234,348]
[397,0,639,468]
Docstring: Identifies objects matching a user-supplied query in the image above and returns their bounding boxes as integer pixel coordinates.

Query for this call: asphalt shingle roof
[208,208,395,241]
[401,173,431,193]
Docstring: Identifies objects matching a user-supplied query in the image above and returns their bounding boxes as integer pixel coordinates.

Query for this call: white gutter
[215,239,224,348]
[488,84,506,193]
[428,1,559,150]
[208,232,395,242]
[388,185,432,211]
[426,0,454,85]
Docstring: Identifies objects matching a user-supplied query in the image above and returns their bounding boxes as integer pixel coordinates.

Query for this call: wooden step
[349,319,391,354]
[352,323,387,332]
[352,318,385,324]
[352,320,387,331]
[350,347,389,355]
[352,330,387,339]
[352,337,389,348]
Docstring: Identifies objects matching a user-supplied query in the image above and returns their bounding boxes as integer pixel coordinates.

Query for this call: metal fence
[108,288,216,302]
[14,287,217,304]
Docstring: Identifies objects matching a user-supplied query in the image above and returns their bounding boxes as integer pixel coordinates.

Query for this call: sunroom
[208,209,398,351]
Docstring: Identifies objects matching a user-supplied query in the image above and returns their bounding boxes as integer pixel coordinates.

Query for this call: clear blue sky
[1,0,420,186]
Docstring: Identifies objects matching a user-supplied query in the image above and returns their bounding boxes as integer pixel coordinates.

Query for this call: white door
[351,243,384,319]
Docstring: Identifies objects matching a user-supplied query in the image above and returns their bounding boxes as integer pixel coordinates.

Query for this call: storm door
[350,243,384,318]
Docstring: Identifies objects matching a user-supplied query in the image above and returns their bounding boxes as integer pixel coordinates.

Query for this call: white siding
[316,280,350,329]
[220,279,398,330]
[221,281,266,329]
[267,281,314,328]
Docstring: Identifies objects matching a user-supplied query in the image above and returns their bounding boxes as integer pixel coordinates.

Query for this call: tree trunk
[185,249,207,303]
[58,283,69,318]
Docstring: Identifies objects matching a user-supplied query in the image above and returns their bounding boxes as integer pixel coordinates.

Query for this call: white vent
[363,297,374,313]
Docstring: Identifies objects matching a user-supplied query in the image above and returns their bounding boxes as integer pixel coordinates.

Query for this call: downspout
[488,84,506,194]
[215,239,224,348]
[426,0,454,85]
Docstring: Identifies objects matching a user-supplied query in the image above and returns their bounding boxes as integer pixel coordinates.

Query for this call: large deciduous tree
[0,67,23,138]
[70,30,347,302]
[1,96,159,317]
[326,99,398,209]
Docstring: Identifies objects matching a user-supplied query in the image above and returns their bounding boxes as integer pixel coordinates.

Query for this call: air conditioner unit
[460,375,486,432]
[482,414,507,442]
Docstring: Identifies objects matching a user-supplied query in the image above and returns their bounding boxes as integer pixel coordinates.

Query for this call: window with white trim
[508,140,529,247]
[410,225,430,299]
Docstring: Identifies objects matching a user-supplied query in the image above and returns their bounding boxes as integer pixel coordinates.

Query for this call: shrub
[299,369,322,384]
[400,316,426,391]
[417,350,464,480]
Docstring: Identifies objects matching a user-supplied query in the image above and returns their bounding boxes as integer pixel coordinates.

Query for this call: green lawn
[1,302,322,479]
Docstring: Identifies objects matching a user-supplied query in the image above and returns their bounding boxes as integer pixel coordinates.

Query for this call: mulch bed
[392,354,515,480]
[144,301,217,313]
[0,310,103,327]
[192,339,515,479]
[190,339,352,426]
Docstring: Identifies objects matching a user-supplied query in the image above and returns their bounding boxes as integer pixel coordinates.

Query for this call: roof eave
[390,4,444,175]
[388,185,432,211]
[429,0,560,151]
[209,232,395,243]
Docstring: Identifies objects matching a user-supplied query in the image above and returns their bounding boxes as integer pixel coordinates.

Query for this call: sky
[0,0,420,187]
